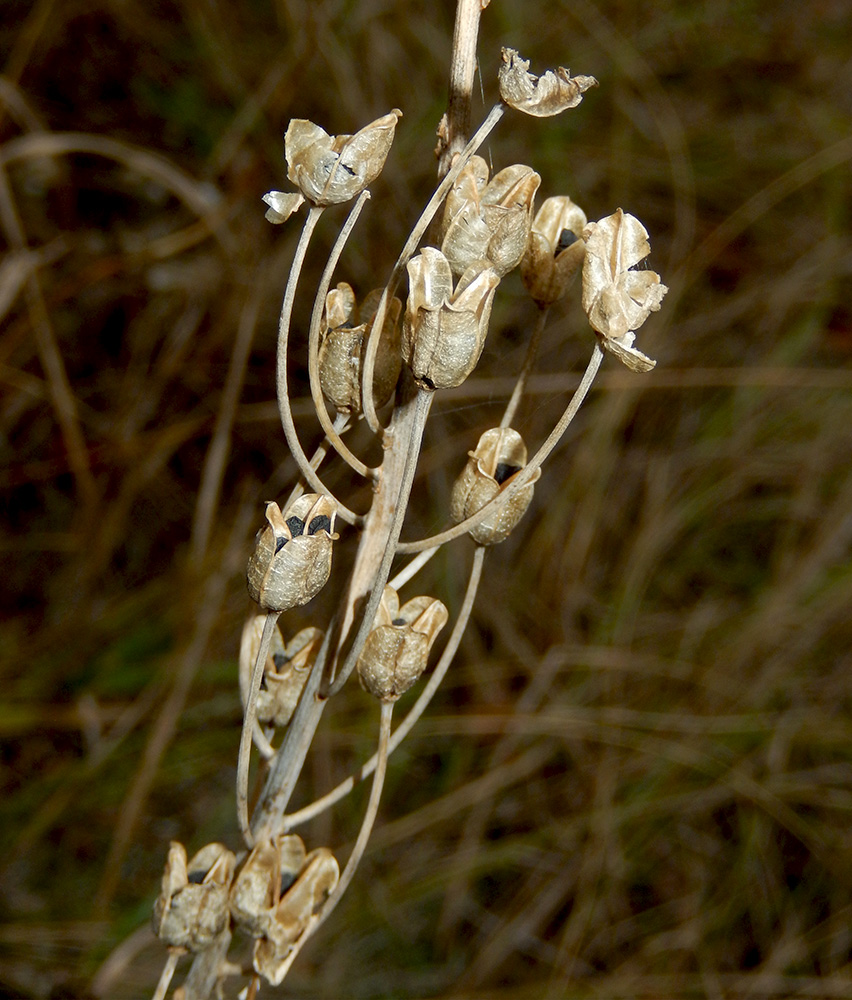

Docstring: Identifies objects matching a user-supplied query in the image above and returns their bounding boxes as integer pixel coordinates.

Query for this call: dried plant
[149,7,666,997]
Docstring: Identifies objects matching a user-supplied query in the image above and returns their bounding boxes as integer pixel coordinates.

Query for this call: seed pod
[239,616,324,729]
[152,841,235,951]
[254,848,339,986]
[441,155,540,277]
[318,282,402,413]
[402,248,499,390]
[499,48,598,117]
[450,427,541,545]
[285,109,402,205]
[581,209,667,372]
[357,586,448,702]
[246,494,338,612]
[230,834,308,939]
[521,196,587,306]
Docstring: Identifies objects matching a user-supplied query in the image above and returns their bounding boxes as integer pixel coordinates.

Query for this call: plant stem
[237,610,280,846]
[282,545,485,830]
[438,0,485,177]
[151,949,181,1000]
[306,190,377,480]
[324,386,433,697]
[275,205,360,524]
[501,304,548,429]
[397,343,604,553]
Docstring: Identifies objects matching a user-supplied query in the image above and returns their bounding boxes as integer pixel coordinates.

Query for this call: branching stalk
[283,545,485,830]
[398,343,605,553]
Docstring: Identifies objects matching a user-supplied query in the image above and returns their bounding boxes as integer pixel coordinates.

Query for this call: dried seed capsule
[357,586,448,702]
[254,848,339,985]
[499,48,598,117]
[521,195,588,306]
[246,494,338,612]
[441,155,540,277]
[318,282,402,413]
[239,616,324,729]
[402,248,499,391]
[152,841,235,951]
[581,209,667,372]
[450,427,541,545]
[230,834,308,939]
[285,109,402,205]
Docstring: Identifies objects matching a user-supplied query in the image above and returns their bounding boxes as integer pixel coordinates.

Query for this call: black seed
[494,462,521,484]
[274,535,287,553]
[392,618,407,626]
[272,652,289,670]
[187,870,206,884]
[308,514,331,535]
[286,516,305,537]
[556,228,577,253]
[280,873,297,896]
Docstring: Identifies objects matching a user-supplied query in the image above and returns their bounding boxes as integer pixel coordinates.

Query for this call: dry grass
[2,0,852,996]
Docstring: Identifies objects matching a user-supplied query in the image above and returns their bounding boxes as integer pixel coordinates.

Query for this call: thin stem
[324,388,433,697]
[283,545,485,831]
[248,702,393,987]
[250,625,334,840]
[237,611,281,847]
[307,190,377,479]
[318,699,393,921]
[275,205,360,524]
[251,379,431,838]
[438,0,484,177]
[361,103,506,434]
[397,343,604,553]
[500,304,548,429]
[284,411,351,511]
[151,949,181,1000]
[388,545,439,591]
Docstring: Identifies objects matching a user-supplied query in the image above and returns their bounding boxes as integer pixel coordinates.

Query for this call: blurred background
[2,0,852,996]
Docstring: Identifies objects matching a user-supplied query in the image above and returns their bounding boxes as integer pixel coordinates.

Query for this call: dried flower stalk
[150,10,667,997]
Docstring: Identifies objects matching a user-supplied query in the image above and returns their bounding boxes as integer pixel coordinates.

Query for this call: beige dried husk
[261,190,304,224]
[581,209,667,372]
[402,248,499,390]
[357,586,449,702]
[441,155,540,277]
[239,617,324,729]
[229,839,339,986]
[285,109,402,205]
[450,427,541,545]
[318,283,402,413]
[499,48,598,117]
[152,841,235,951]
[521,195,587,306]
[246,494,338,612]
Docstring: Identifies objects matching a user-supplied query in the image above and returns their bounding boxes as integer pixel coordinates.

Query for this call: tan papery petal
[499,48,598,117]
